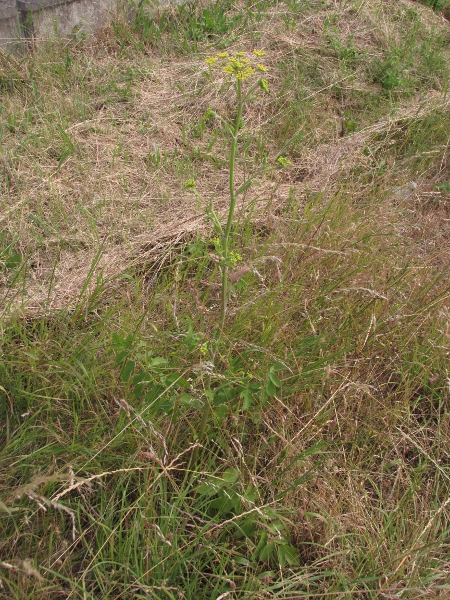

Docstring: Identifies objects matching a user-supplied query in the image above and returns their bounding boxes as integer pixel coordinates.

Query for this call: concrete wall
[0,1,21,52]
[0,0,124,52]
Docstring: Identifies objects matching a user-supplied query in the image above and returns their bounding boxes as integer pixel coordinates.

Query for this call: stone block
[17,1,77,10]
[30,0,121,40]
[0,2,18,20]
[0,3,21,52]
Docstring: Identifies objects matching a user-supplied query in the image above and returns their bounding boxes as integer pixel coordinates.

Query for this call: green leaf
[179,393,202,409]
[160,373,179,386]
[5,252,22,270]
[221,468,240,484]
[197,482,217,497]
[243,484,258,503]
[266,521,286,535]
[259,540,275,562]
[144,384,166,404]
[253,530,268,559]
[214,404,229,423]
[265,379,277,397]
[213,384,236,406]
[150,357,168,367]
[240,387,254,411]
[210,494,238,514]
[132,369,150,399]
[132,369,149,386]
[114,350,129,366]
[111,332,133,353]
[268,371,281,388]
[233,557,251,566]
[272,362,286,371]
[235,176,259,197]
[239,518,258,537]
[278,544,300,567]
[121,360,135,383]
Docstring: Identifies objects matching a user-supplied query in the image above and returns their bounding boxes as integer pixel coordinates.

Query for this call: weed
[0,0,449,597]
[326,32,362,70]
[372,52,408,91]
[127,0,249,54]
[418,0,450,11]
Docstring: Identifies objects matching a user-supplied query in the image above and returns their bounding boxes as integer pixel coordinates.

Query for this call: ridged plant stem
[191,80,243,468]
[219,79,243,332]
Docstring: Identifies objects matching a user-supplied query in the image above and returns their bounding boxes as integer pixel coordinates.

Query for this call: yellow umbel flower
[276,156,291,167]
[236,67,255,80]
[223,57,255,80]
[205,51,269,83]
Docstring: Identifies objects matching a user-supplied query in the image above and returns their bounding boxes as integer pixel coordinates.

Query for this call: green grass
[1,0,450,597]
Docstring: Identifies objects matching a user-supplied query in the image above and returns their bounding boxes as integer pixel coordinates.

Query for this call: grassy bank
[1,0,449,597]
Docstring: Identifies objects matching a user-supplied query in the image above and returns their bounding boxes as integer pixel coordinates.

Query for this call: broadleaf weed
[1,1,450,595]
[185,49,294,462]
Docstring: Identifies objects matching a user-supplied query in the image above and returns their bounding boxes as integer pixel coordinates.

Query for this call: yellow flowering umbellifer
[223,58,255,80]
[276,156,291,167]
[205,50,269,85]
[190,47,274,465]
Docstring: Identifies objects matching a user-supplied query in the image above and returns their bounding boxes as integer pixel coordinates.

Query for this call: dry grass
[1,81,448,310]
[1,0,449,597]
[0,0,448,312]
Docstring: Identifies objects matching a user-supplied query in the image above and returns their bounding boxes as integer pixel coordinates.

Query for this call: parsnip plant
[112,51,287,465]
[204,49,270,329]
[190,50,275,458]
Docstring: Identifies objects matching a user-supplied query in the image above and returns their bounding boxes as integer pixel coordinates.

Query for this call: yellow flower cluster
[223,58,255,80]
[204,49,269,82]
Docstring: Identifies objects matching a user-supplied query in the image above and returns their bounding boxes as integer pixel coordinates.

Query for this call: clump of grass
[1,0,449,597]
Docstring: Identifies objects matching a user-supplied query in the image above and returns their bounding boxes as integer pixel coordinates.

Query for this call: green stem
[190,80,246,469]
[189,369,213,468]
[190,81,244,469]
[219,79,243,331]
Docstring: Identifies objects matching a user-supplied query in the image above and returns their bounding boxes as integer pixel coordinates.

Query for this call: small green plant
[127,0,247,54]
[341,109,358,136]
[200,50,271,330]
[54,125,76,168]
[146,141,168,168]
[326,33,361,69]
[0,235,23,275]
[418,0,449,10]
[373,52,407,91]
[185,51,277,458]
[435,181,450,195]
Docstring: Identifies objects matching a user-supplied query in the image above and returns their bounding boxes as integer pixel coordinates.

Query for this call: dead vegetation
[0,0,448,313]
[0,0,449,597]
